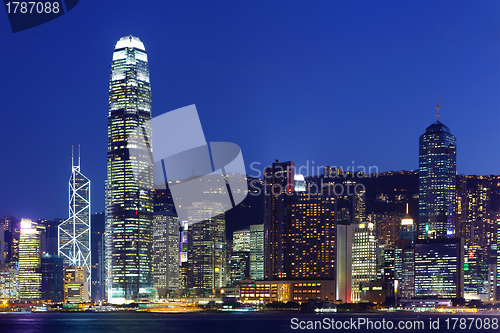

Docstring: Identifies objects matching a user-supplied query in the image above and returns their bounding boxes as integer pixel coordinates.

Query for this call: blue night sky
[0,0,499,220]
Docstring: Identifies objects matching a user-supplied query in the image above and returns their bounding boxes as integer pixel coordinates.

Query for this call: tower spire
[436,93,441,122]
[71,145,74,168]
[78,144,81,168]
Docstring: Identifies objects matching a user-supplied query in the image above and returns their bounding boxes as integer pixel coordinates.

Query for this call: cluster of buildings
[1,36,499,308]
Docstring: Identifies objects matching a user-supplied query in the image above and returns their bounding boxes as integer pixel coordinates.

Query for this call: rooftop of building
[424,120,451,134]
[115,36,145,51]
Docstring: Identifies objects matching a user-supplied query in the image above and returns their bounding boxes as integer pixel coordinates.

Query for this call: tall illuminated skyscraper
[58,147,91,296]
[415,102,463,299]
[249,224,264,280]
[186,202,226,291]
[106,36,154,303]
[152,211,179,297]
[351,222,377,302]
[418,101,457,239]
[19,219,42,301]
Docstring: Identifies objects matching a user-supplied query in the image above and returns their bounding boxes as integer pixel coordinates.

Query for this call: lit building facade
[0,267,19,301]
[152,211,179,297]
[106,36,154,303]
[264,163,339,282]
[416,108,464,300]
[289,178,336,280]
[231,229,251,284]
[58,149,91,296]
[64,266,89,303]
[230,252,249,284]
[186,202,226,291]
[249,224,264,280]
[239,280,336,303]
[19,219,42,301]
[351,222,377,302]
[233,229,251,252]
[414,237,463,299]
[463,244,488,300]
[336,223,353,303]
[418,115,457,239]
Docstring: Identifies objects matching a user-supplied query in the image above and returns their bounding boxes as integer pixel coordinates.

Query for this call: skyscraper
[351,222,377,302]
[41,254,64,302]
[289,178,336,280]
[233,229,251,252]
[106,36,154,303]
[418,102,457,239]
[414,238,464,298]
[249,224,264,280]
[152,211,179,297]
[186,202,226,291]
[415,102,463,299]
[19,219,42,301]
[264,161,295,280]
[58,147,91,296]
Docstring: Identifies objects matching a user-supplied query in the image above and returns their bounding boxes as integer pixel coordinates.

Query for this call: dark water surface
[0,311,499,333]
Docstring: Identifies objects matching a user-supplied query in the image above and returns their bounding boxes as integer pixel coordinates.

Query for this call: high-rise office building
[414,237,463,299]
[152,211,179,297]
[106,36,154,303]
[0,267,19,301]
[58,148,91,296]
[336,222,354,303]
[249,224,264,280]
[351,222,377,302]
[264,161,295,280]
[230,252,249,284]
[0,224,4,267]
[233,229,251,252]
[231,228,251,284]
[463,244,488,300]
[415,104,463,299]
[1,216,20,268]
[289,178,336,280]
[400,247,415,299]
[41,254,64,302]
[19,219,42,301]
[186,202,226,291]
[418,103,457,239]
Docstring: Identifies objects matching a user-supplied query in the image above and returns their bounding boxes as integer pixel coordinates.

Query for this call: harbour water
[1,311,499,333]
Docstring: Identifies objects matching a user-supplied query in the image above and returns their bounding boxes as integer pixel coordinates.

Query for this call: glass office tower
[418,116,456,239]
[106,36,154,303]
[19,219,42,300]
[186,202,226,291]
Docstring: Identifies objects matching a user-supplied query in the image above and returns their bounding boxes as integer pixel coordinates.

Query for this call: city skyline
[1,1,499,220]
